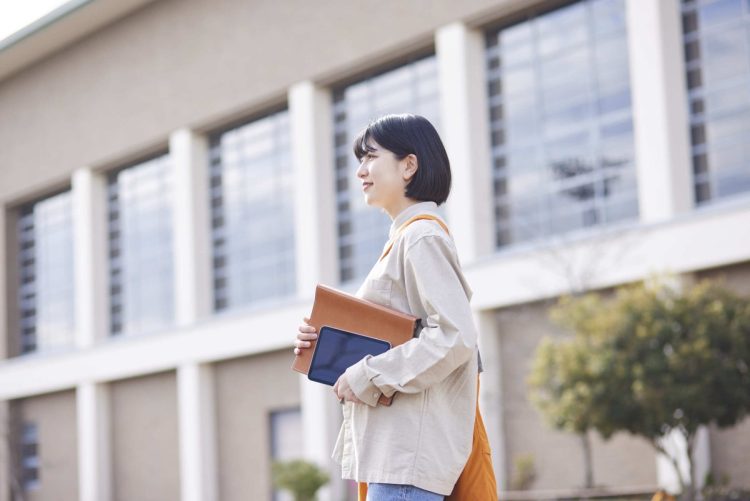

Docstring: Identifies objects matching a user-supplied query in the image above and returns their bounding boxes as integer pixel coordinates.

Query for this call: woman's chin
[363,195,379,207]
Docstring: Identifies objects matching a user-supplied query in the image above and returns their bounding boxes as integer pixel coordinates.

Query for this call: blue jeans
[366,483,445,501]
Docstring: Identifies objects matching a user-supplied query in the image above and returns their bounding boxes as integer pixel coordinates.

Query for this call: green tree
[530,279,750,500]
[529,293,614,488]
[272,459,330,501]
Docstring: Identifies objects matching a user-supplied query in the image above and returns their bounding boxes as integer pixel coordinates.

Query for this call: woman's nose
[356,162,367,178]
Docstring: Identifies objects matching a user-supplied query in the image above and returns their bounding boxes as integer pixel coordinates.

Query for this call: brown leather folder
[292,283,422,406]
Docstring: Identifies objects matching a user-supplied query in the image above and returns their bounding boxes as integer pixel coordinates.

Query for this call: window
[682,0,750,203]
[20,422,40,491]
[108,154,173,336]
[333,55,443,284]
[269,407,303,501]
[209,110,296,311]
[16,190,75,354]
[486,0,638,248]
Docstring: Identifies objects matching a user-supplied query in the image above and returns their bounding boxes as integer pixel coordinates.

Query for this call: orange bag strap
[378,214,449,262]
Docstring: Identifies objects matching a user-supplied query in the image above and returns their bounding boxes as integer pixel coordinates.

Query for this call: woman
[294,114,485,501]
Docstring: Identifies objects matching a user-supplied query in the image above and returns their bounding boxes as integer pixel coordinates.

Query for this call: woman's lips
[363,183,373,191]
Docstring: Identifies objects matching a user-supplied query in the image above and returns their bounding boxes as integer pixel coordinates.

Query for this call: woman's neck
[384,198,420,221]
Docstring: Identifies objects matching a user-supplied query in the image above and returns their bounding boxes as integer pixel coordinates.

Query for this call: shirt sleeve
[344,234,477,407]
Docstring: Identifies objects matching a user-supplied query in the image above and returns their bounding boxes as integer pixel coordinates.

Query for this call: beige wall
[695,260,750,296]
[709,420,750,489]
[696,262,750,488]
[214,349,301,501]
[496,303,658,490]
[0,0,524,206]
[1,208,7,361]
[12,390,78,501]
[2,209,18,361]
[110,370,179,501]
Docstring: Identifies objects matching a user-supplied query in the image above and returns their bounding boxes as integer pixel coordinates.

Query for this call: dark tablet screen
[308,326,391,386]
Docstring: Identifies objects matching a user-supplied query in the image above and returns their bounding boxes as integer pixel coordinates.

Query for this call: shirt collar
[388,201,440,240]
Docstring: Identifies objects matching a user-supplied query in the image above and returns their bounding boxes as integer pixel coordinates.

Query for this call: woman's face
[356,139,417,219]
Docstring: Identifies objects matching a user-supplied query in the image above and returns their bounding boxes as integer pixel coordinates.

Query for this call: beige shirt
[332,201,480,495]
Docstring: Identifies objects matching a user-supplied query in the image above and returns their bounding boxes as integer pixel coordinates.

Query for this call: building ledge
[466,198,750,309]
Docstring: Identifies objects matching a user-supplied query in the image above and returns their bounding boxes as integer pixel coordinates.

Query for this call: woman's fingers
[293,317,316,355]
[294,340,315,349]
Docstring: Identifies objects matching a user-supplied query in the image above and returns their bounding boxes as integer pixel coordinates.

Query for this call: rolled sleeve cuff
[345,357,382,407]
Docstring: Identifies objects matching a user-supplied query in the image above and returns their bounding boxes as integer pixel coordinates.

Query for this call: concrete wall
[214,349,301,501]
[709,420,750,489]
[496,303,658,489]
[2,209,19,360]
[110,371,179,501]
[0,0,526,205]
[15,390,78,501]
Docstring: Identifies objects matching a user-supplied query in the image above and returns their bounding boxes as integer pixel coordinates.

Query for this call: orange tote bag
[357,377,498,501]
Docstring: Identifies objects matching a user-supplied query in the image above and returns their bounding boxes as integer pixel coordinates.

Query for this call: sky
[0,0,71,42]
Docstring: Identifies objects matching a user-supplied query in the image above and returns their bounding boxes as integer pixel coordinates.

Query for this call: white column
[289,81,342,501]
[626,0,693,223]
[177,363,218,501]
[72,168,109,348]
[475,309,505,493]
[289,81,338,293]
[77,382,112,501]
[655,430,685,495]
[169,129,212,327]
[692,426,711,492]
[655,426,710,495]
[436,22,495,263]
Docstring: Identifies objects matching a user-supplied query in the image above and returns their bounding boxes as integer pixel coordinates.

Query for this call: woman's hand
[334,374,363,404]
[293,316,317,356]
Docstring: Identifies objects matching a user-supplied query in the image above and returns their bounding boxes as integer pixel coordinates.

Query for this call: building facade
[0,0,749,500]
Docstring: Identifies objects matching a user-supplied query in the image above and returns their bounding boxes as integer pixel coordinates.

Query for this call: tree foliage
[529,279,750,498]
[272,459,329,501]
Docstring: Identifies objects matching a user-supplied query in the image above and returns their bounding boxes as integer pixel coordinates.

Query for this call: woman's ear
[403,154,419,181]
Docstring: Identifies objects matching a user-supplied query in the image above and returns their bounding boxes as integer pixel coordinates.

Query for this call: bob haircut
[353,114,451,206]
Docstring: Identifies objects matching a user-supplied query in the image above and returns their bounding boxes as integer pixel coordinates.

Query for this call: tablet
[308,325,391,386]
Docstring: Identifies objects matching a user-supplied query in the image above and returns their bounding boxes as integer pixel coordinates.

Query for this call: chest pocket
[362,278,392,308]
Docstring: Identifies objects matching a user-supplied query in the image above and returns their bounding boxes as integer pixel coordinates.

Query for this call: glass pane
[701,26,750,84]
[592,0,627,37]
[17,191,75,354]
[210,110,297,312]
[703,81,750,116]
[684,0,750,205]
[537,2,588,57]
[699,0,744,28]
[706,109,750,143]
[109,155,173,336]
[715,168,750,197]
[487,0,637,248]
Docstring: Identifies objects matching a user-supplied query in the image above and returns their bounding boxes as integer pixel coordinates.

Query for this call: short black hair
[353,114,451,206]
